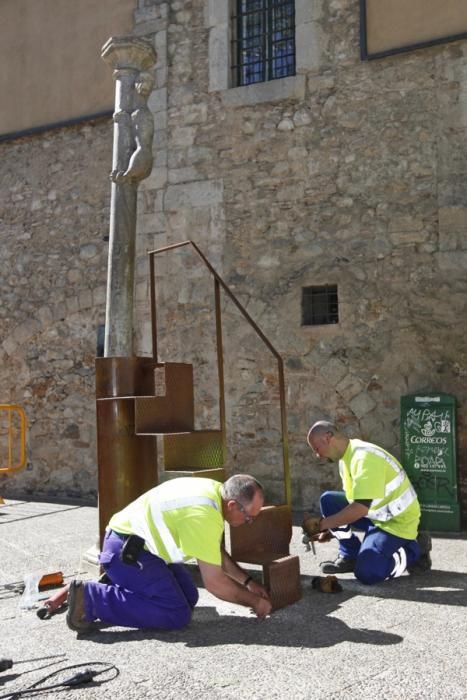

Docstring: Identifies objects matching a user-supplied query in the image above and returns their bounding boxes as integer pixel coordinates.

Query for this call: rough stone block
[168,167,201,184]
[165,179,223,210]
[2,336,17,357]
[439,206,467,234]
[320,357,348,387]
[221,75,306,107]
[436,251,467,271]
[349,391,377,419]
[335,373,365,402]
[148,87,167,114]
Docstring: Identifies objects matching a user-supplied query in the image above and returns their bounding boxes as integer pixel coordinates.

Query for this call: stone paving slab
[1,498,466,699]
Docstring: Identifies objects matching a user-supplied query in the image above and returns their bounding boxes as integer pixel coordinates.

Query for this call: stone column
[101,36,157,356]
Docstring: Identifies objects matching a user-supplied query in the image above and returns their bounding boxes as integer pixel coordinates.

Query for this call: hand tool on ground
[38,571,64,590]
[302,531,316,555]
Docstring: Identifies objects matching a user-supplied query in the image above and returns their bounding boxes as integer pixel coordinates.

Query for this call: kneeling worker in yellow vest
[66,474,271,632]
[304,421,431,584]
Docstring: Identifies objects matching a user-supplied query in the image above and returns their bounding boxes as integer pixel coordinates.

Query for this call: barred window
[232,0,296,87]
[302,286,339,326]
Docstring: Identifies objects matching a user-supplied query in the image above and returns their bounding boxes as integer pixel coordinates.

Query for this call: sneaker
[320,555,356,574]
[408,531,432,574]
[66,580,92,632]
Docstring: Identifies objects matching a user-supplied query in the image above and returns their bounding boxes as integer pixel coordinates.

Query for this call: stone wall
[1,0,466,522]
[0,120,111,500]
[134,0,467,516]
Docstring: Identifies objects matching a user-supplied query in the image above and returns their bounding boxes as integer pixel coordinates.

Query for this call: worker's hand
[247,579,270,600]
[251,596,272,619]
[302,512,323,539]
[316,530,332,543]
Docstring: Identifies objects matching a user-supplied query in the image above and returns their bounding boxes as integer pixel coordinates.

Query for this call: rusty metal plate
[229,504,292,564]
[164,430,224,470]
[263,555,301,611]
[95,356,155,399]
[96,397,157,544]
[134,363,194,434]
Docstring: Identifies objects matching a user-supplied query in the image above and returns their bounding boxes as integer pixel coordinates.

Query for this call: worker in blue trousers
[66,474,272,632]
[303,420,432,584]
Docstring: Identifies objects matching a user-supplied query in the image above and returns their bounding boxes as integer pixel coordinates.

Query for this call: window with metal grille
[232,0,296,87]
[302,286,339,326]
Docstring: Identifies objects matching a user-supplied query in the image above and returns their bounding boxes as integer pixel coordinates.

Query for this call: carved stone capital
[101,36,157,74]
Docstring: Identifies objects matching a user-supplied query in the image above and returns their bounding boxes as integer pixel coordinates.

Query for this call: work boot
[320,555,356,574]
[408,531,432,574]
[66,580,92,632]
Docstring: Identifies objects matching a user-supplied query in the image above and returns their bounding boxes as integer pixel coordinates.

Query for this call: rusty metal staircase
[95,241,300,608]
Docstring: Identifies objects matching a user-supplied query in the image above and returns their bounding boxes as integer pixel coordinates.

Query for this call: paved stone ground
[1,498,466,699]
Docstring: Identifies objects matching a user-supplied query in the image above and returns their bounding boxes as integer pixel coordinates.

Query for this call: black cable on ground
[0,661,119,699]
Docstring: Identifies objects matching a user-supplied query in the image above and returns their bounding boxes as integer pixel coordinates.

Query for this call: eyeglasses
[234,500,256,525]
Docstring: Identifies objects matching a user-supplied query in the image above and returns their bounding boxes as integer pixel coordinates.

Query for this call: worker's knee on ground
[190,588,200,609]
[354,551,386,586]
[167,604,193,630]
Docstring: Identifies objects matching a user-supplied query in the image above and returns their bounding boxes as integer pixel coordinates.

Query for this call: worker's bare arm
[322,501,369,531]
[221,547,270,600]
[197,560,271,618]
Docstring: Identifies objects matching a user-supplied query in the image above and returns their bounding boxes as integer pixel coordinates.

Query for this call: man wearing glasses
[66,474,271,633]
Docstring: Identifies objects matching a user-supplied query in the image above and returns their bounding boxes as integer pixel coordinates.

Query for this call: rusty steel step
[229,505,301,610]
[229,504,292,564]
[134,362,195,434]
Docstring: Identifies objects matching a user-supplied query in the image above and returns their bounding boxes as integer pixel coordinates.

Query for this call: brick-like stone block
[262,555,301,611]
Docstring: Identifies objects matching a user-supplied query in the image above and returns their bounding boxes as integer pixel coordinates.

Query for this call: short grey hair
[221,474,264,506]
[307,420,338,444]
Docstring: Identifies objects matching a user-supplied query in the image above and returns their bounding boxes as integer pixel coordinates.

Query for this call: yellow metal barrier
[0,405,27,503]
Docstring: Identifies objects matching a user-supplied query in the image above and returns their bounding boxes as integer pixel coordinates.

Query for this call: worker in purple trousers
[66,475,271,632]
[304,421,432,585]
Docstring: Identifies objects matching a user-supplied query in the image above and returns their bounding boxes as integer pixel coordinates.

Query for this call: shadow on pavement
[341,569,467,607]
[70,567,467,647]
[77,587,403,649]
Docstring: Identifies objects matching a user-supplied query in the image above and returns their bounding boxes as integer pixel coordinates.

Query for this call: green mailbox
[401,393,460,531]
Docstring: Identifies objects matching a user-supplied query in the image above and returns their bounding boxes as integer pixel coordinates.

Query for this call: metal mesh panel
[162,467,226,482]
[164,430,224,469]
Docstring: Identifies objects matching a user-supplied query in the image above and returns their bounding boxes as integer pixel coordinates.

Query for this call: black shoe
[408,531,432,574]
[320,555,356,574]
[66,580,92,632]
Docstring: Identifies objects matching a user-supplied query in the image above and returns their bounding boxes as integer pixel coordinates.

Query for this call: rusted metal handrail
[147,240,291,506]
[0,404,27,473]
